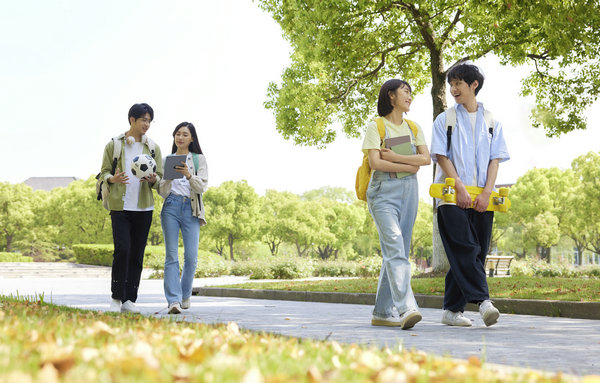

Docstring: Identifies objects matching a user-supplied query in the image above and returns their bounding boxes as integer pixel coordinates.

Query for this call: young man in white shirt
[430,63,510,327]
[99,103,163,313]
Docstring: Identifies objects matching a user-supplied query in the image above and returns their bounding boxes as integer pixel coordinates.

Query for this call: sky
[1,0,599,200]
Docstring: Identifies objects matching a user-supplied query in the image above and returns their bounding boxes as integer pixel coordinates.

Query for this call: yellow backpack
[355,117,419,201]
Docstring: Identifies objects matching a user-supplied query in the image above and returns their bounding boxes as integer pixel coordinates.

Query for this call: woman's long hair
[171,122,203,154]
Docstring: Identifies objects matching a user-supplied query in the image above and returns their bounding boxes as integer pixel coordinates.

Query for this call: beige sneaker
[109,298,121,313]
[399,309,422,330]
[371,314,402,327]
[168,302,182,314]
[441,310,472,326]
[181,298,191,310]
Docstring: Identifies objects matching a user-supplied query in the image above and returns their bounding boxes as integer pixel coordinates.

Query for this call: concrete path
[0,275,598,376]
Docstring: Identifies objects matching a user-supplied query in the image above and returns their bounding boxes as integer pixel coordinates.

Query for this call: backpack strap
[405,119,419,140]
[483,109,495,137]
[375,117,386,147]
[192,153,200,174]
[445,107,457,153]
[143,136,156,158]
[111,136,122,174]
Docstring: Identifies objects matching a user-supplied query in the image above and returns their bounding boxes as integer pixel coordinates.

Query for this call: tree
[314,199,364,260]
[571,152,600,257]
[203,181,260,261]
[41,177,112,246]
[259,190,302,256]
[302,186,355,204]
[259,0,600,268]
[509,168,570,261]
[0,182,38,251]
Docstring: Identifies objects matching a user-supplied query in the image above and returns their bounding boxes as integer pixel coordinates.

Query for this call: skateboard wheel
[499,187,509,197]
[445,178,455,187]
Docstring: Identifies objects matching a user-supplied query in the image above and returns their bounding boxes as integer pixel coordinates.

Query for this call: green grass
[217,276,600,302]
[0,295,582,382]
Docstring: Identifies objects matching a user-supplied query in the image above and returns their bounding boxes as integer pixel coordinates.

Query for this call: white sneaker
[109,298,121,312]
[479,300,500,326]
[371,314,402,327]
[181,298,191,309]
[398,309,422,330]
[441,310,472,326]
[168,302,182,314]
[121,300,140,314]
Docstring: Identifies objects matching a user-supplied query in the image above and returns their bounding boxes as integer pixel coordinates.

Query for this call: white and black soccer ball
[131,154,157,179]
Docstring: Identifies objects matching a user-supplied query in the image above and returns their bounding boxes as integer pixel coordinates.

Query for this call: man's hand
[473,190,491,212]
[455,181,472,209]
[141,173,157,184]
[109,168,129,184]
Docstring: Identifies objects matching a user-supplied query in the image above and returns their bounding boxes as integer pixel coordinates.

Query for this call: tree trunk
[5,234,13,252]
[228,233,235,261]
[430,48,451,273]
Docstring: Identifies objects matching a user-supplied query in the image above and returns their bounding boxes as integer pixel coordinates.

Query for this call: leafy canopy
[259,0,600,146]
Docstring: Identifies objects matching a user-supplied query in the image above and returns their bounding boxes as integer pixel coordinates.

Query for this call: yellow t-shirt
[361,117,427,155]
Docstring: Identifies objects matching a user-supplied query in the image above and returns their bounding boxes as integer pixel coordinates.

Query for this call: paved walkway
[0,274,598,376]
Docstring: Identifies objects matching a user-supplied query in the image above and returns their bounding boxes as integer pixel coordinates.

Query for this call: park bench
[485,255,514,277]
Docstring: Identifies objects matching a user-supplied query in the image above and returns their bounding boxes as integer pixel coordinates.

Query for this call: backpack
[355,117,419,201]
[95,135,156,211]
[444,107,495,152]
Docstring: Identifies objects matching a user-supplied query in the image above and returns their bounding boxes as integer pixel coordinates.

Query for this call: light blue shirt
[430,103,510,188]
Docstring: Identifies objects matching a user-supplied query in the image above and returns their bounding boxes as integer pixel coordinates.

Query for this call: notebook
[384,135,413,179]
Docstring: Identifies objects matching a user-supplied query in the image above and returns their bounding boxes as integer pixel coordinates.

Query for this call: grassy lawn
[0,295,585,383]
[217,277,600,302]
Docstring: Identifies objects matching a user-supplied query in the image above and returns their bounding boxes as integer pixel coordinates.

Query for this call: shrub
[72,244,114,266]
[271,258,313,279]
[511,259,600,278]
[0,252,32,262]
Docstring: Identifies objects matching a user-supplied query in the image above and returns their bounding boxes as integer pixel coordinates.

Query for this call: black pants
[437,205,493,312]
[110,210,153,302]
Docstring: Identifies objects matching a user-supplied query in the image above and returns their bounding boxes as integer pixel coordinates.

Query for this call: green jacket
[99,134,163,211]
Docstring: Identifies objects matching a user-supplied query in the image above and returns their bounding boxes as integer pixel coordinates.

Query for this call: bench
[485,255,514,277]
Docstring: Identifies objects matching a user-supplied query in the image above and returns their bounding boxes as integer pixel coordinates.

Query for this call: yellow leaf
[582,376,600,383]
[227,322,240,335]
[37,363,59,383]
[307,366,322,383]
[330,341,343,355]
[467,355,481,367]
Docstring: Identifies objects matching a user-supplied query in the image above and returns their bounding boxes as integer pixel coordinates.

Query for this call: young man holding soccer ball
[99,103,163,313]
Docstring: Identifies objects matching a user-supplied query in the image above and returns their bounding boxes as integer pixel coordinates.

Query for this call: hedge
[72,244,166,267]
[0,252,33,262]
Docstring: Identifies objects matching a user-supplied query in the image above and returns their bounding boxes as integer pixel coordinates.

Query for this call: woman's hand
[380,148,397,162]
[175,161,192,180]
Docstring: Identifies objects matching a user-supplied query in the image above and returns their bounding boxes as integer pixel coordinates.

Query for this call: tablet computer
[163,155,188,180]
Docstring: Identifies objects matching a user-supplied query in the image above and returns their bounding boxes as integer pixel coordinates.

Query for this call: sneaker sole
[441,318,472,327]
[401,312,422,330]
[371,318,402,327]
[482,309,500,327]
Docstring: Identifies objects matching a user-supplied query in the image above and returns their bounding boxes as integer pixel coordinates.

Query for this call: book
[384,135,413,179]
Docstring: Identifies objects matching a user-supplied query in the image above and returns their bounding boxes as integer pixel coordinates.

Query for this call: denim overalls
[366,129,419,317]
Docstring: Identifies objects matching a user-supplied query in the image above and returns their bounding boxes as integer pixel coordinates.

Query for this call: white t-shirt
[123,142,153,212]
[170,153,193,197]
[468,111,478,185]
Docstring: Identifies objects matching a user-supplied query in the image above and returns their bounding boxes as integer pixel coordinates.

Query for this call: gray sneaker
[181,298,191,310]
[371,314,402,327]
[441,310,472,326]
[168,302,182,314]
[120,300,140,314]
[398,309,422,330]
[479,300,500,326]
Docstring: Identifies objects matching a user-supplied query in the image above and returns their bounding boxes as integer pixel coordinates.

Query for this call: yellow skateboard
[429,178,511,212]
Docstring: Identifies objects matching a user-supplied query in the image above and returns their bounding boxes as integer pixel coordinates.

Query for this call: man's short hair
[447,63,485,95]
[377,79,412,116]
[128,103,154,124]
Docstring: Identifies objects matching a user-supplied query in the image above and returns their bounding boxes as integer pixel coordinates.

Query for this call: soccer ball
[131,154,157,179]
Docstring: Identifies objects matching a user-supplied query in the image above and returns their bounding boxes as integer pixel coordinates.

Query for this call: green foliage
[0,182,40,252]
[259,0,600,145]
[270,258,313,279]
[203,180,261,261]
[72,244,114,266]
[0,252,32,262]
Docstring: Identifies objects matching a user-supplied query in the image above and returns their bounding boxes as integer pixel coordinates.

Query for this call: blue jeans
[161,194,201,305]
[367,172,419,317]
